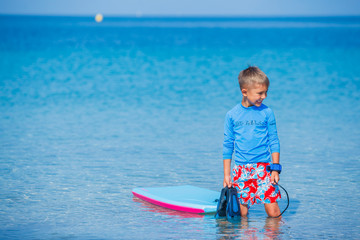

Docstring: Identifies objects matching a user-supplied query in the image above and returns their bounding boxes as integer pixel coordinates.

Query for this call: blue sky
[1,0,360,16]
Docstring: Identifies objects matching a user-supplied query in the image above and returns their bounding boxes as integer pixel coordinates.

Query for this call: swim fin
[226,187,241,219]
[215,187,228,218]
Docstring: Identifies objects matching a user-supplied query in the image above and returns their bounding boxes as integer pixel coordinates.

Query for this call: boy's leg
[240,204,249,217]
[264,202,281,218]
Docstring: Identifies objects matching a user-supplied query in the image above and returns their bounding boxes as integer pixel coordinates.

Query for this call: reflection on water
[264,217,283,239]
[216,216,284,239]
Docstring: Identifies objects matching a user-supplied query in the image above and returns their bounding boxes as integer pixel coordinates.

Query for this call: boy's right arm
[223,159,232,187]
[223,112,234,187]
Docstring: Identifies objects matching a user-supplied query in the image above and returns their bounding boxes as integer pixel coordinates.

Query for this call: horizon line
[1,13,360,18]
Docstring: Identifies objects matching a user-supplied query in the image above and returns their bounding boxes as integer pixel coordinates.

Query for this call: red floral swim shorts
[232,162,281,205]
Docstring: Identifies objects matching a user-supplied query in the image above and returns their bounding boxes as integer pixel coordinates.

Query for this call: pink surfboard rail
[132,191,205,213]
[132,185,219,214]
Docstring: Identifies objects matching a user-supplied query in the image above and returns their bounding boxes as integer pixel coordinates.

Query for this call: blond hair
[238,66,269,90]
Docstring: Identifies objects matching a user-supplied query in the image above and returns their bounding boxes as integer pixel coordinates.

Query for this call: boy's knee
[240,204,248,217]
[264,203,281,217]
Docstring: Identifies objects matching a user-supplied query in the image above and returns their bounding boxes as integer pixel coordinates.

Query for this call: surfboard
[132,185,220,214]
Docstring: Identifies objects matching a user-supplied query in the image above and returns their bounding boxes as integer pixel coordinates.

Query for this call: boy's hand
[223,175,232,188]
[270,171,280,185]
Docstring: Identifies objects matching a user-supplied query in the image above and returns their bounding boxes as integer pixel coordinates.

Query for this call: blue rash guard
[223,103,280,165]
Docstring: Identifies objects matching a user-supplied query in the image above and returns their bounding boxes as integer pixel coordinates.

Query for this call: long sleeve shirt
[223,103,280,165]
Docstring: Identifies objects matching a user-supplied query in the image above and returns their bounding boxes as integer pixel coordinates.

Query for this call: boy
[223,66,281,218]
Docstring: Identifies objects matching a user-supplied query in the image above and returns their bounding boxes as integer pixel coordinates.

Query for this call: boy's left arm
[267,109,280,185]
[271,152,280,184]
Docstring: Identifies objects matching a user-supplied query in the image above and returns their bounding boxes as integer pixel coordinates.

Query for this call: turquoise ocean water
[1,15,360,239]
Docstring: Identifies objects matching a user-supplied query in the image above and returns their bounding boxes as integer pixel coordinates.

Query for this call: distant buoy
[95,13,103,23]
